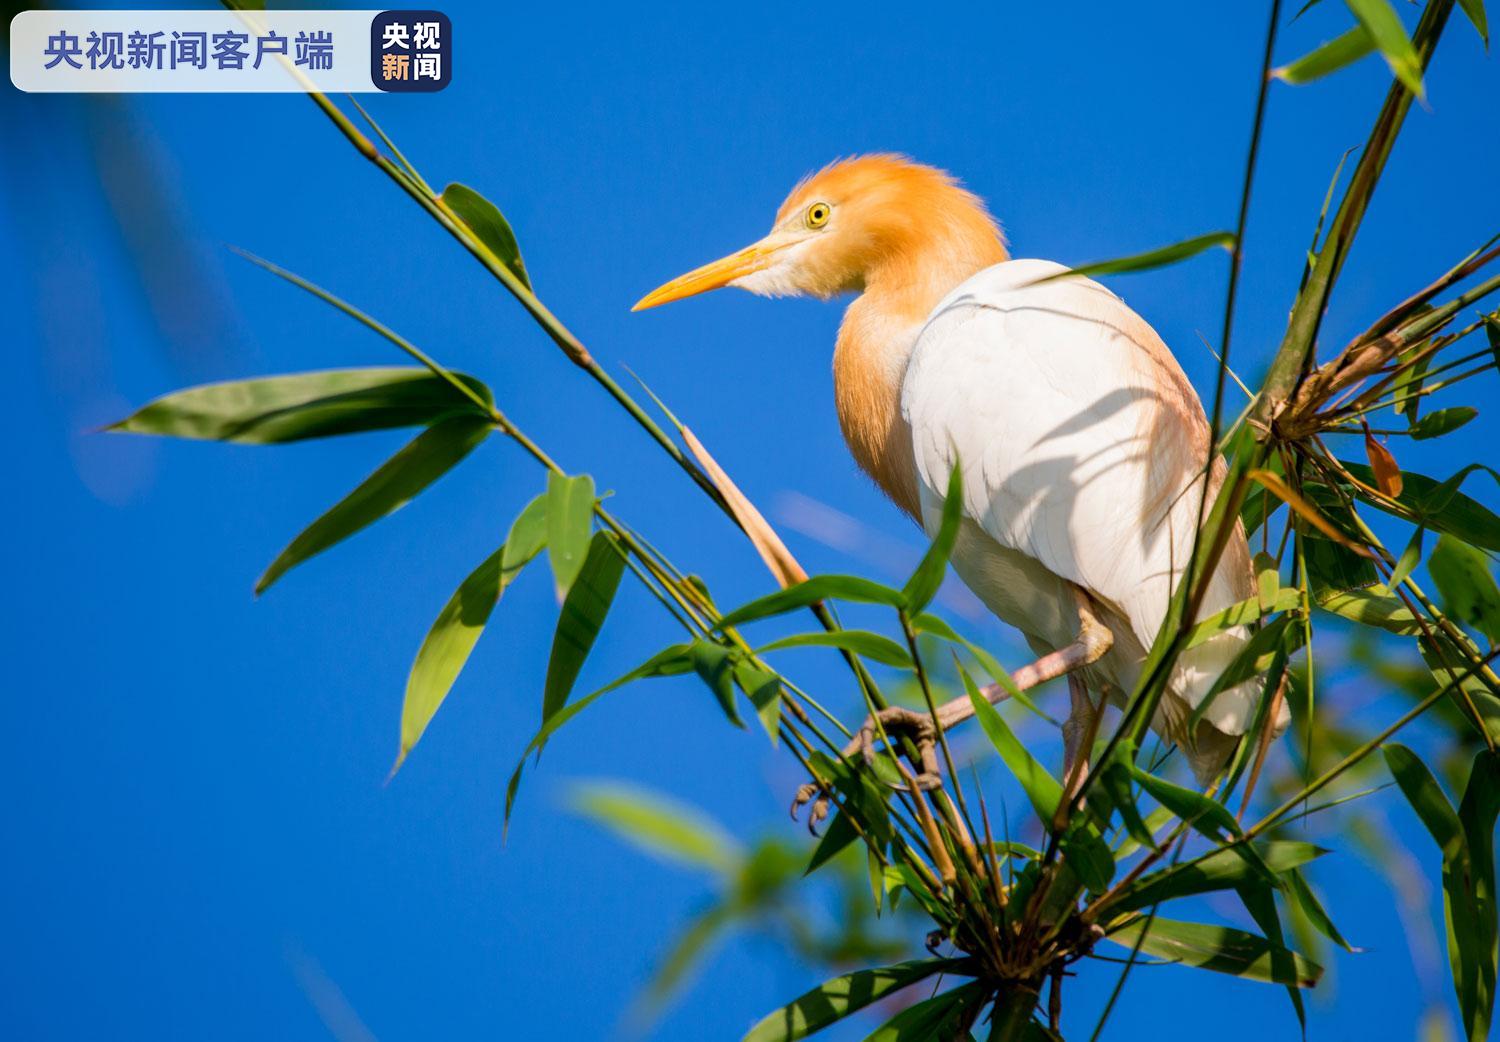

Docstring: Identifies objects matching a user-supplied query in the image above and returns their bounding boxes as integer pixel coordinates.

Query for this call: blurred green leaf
[756,631,913,669]
[1394,351,1432,423]
[256,414,491,594]
[441,182,532,290]
[1274,26,1376,84]
[1045,231,1234,281]
[393,496,548,775]
[717,575,906,630]
[806,811,861,877]
[741,958,961,1042]
[903,463,962,613]
[1412,407,1480,440]
[1106,917,1322,987]
[546,471,596,598]
[542,531,627,724]
[1345,0,1426,96]
[108,367,492,444]
[1430,535,1500,644]
[568,780,742,873]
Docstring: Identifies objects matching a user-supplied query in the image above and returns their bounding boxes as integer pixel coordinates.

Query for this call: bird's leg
[1060,674,1102,805]
[792,587,1113,823]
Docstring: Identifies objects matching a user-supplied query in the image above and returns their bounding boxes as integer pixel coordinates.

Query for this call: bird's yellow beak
[632,239,781,311]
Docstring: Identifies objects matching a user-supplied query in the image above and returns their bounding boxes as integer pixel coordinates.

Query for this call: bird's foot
[855,706,944,793]
[790,781,832,833]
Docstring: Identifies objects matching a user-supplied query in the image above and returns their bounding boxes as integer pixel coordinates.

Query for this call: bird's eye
[805,202,831,229]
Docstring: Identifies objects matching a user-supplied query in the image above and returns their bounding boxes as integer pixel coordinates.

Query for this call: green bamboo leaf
[1345,0,1426,96]
[394,494,548,775]
[861,981,986,1042]
[568,780,742,873]
[716,575,906,630]
[1130,766,1244,844]
[256,414,491,594]
[1411,407,1480,440]
[961,664,1061,822]
[1043,231,1235,281]
[546,471,596,598]
[1186,588,1302,648]
[440,182,532,290]
[504,643,695,829]
[1340,462,1500,552]
[692,641,744,727]
[1456,751,1500,1042]
[733,662,783,744]
[107,367,493,444]
[1386,743,1464,853]
[917,617,1055,723]
[740,958,960,1042]
[1316,584,1422,634]
[1105,842,1329,916]
[903,463,962,613]
[1105,917,1322,987]
[756,631,913,669]
[1287,869,1359,952]
[1457,0,1489,44]
[541,531,628,724]
[1273,25,1376,83]
[806,810,860,876]
[1429,535,1500,644]
[1393,350,1431,423]
[1390,527,1425,589]
[1236,883,1308,1029]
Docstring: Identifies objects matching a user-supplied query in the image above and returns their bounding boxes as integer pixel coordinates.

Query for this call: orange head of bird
[632,154,1007,311]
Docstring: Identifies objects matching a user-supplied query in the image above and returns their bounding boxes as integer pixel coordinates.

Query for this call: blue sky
[4,2,1499,1039]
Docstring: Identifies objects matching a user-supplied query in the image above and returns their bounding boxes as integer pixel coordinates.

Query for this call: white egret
[634,155,1286,788]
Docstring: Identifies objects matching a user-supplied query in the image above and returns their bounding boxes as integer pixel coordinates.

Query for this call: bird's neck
[833,236,1008,519]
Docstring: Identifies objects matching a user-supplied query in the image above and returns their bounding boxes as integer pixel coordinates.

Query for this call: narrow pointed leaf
[108,367,492,444]
[1344,0,1425,96]
[441,182,532,290]
[902,463,963,612]
[1339,462,1500,552]
[716,575,906,630]
[541,531,628,724]
[861,981,986,1042]
[1105,842,1329,915]
[733,662,783,744]
[1411,407,1479,440]
[1456,751,1500,1042]
[1287,869,1359,952]
[256,415,491,594]
[756,630,913,669]
[962,664,1061,822]
[546,471,596,598]
[740,958,960,1042]
[692,641,743,727]
[1274,26,1376,83]
[1042,231,1234,281]
[1105,917,1322,987]
[1458,0,1488,44]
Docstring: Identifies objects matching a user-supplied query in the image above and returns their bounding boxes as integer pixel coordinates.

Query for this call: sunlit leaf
[756,631,913,669]
[1287,869,1358,952]
[1273,26,1376,84]
[1042,231,1234,281]
[903,463,962,613]
[716,575,906,630]
[861,981,986,1042]
[1365,428,1404,496]
[692,640,744,727]
[740,958,961,1042]
[733,662,783,744]
[1344,0,1425,97]
[107,367,492,444]
[1105,842,1328,916]
[541,531,628,724]
[441,182,532,290]
[1411,407,1480,441]
[546,471,596,598]
[256,414,491,594]
[1317,584,1422,634]
[1105,917,1322,987]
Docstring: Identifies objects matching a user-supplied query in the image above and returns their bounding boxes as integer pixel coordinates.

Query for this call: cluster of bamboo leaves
[109,0,1500,1038]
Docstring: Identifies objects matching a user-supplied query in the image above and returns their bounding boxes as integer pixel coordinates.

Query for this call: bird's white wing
[902,259,1274,740]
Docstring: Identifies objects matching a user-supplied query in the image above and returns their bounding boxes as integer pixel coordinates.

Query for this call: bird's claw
[790,781,831,834]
